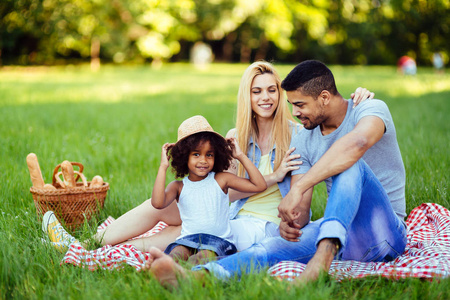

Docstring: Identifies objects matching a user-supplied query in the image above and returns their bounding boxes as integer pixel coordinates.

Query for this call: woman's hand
[272,147,302,183]
[351,87,375,108]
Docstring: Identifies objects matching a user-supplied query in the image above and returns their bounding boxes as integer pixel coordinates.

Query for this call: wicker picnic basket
[30,162,109,230]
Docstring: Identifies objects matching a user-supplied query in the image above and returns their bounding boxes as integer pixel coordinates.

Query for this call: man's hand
[279,220,302,242]
[278,188,304,224]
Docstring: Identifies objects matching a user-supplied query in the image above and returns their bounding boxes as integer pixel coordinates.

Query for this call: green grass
[0,63,449,299]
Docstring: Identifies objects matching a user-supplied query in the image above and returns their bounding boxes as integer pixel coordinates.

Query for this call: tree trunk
[254,35,269,61]
[240,44,251,63]
[90,37,100,72]
[222,33,236,62]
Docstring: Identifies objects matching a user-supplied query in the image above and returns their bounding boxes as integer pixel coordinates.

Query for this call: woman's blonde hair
[235,61,297,177]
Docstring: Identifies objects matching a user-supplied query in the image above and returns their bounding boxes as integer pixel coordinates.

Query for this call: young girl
[152,115,266,264]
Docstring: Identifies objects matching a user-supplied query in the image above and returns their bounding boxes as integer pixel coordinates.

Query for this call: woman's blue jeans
[196,160,407,279]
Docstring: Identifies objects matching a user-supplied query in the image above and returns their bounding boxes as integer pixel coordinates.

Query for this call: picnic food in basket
[26,153,45,188]
[61,160,77,188]
[28,154,109,230]
[90,175,104,188]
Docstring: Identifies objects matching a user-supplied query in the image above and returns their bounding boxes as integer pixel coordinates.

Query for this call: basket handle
[55,171,88,189]
[52,162,84,186]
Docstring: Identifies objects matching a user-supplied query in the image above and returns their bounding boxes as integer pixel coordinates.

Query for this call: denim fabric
[165,233,237,257]
[203,159,407,279]
[229,123,301,220]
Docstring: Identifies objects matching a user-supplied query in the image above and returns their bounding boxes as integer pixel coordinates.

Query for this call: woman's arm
[351,87,375,108]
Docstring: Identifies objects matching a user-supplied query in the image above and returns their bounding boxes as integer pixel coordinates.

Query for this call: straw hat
[176,115,225,143]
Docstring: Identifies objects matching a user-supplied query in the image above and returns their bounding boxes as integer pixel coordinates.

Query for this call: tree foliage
[1,0,448,65]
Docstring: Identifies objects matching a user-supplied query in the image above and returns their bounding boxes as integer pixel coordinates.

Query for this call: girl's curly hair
[167,132,234,178]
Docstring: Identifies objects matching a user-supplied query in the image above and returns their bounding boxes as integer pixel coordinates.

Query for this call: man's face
[286,89,326,130]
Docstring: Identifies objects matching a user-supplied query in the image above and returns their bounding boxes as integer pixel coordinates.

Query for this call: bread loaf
[26,153,45,188]
[90,175,104,188]
[43,183,57,190]
[61,160,76,188]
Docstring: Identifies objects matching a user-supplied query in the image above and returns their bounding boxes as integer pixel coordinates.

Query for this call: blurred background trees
[1,0,448,66]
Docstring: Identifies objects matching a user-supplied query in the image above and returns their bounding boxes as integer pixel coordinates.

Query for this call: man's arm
[279,116,385,223]
[278,173,313,241]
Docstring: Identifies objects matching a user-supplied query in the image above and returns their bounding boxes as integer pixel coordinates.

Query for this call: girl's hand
[229,138,244,159]
[351,87,375,108]
[160,143,174,168]
[272,147,302,183]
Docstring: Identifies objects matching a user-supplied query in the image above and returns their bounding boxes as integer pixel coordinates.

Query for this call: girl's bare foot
[145,247,187,289]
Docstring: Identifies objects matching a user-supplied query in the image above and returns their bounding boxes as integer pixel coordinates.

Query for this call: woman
[43,61,373,253]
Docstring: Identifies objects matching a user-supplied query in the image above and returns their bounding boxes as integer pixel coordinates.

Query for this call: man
[144,60,407,286]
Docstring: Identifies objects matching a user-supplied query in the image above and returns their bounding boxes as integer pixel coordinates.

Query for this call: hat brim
[174,130,226,147]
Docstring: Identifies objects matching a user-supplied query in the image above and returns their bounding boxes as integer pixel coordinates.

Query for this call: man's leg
[296,160,407,283]
[144,227,319,288]
[196,221,320,280]
[320,159,407,261]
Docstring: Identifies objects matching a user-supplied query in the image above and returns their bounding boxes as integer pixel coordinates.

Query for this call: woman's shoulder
[288,120,303,135]
[225,128,237,139]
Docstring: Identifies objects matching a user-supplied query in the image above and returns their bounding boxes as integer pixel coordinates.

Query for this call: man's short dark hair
[281,60,338,98]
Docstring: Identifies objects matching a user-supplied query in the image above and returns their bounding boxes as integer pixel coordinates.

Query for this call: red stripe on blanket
[62,203,450,280]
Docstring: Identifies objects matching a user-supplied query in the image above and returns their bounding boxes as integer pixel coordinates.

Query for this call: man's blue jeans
[196,160,407,279]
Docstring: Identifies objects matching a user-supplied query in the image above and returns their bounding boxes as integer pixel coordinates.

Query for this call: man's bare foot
[143,247,188,289]
[293,238,339,286]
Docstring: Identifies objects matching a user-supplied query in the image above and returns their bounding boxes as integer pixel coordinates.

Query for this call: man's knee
[332,159,366,182]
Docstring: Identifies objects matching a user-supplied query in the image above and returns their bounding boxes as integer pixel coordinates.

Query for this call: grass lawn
[0,63,449,299]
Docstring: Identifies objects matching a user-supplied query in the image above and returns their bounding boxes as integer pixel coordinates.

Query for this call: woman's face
[250,73,279,119]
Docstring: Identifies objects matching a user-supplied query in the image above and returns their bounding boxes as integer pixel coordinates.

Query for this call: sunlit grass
[0,64,246,106]
[0,63,449,299]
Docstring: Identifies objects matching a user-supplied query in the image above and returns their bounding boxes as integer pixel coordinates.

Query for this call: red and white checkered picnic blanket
[62,203,450,280]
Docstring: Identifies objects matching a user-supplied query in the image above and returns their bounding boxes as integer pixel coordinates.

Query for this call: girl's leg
[94,199,181,246]
[169,245,191,263]
[188,250,217,265]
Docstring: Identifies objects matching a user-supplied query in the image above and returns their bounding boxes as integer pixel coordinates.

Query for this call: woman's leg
[94,199,181,246]
[118,225,182,252]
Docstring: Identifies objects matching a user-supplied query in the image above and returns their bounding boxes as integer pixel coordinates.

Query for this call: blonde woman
[223,61,303,249]
[43,61,373,253]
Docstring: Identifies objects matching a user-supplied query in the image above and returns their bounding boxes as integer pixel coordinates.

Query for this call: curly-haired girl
[151,115,266,264]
